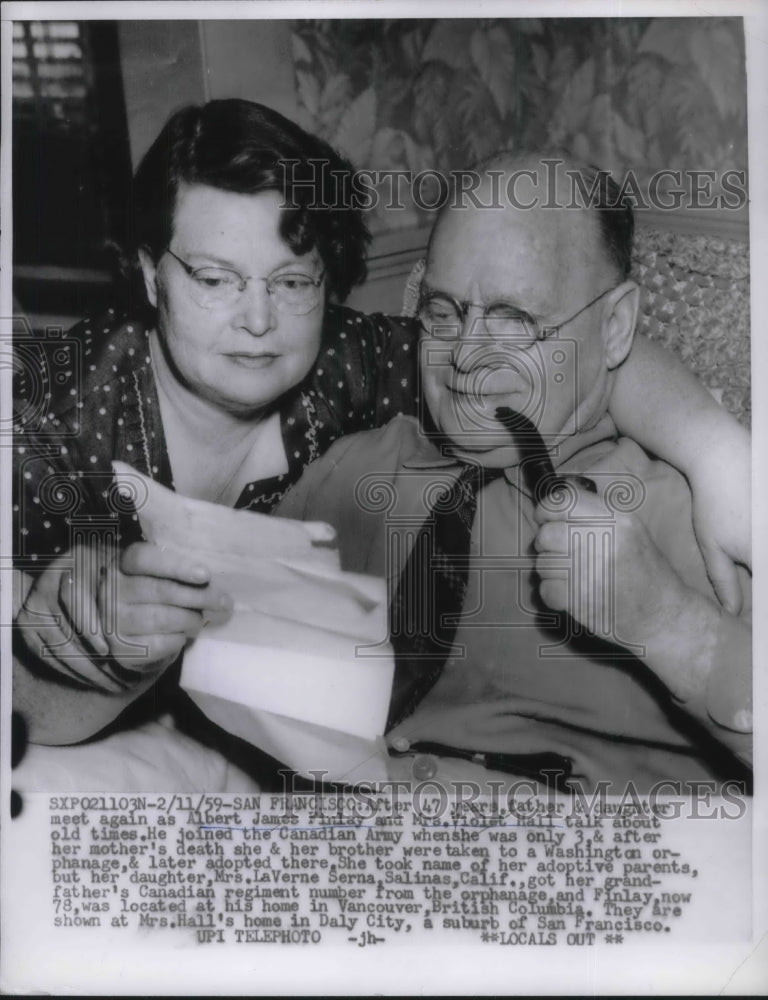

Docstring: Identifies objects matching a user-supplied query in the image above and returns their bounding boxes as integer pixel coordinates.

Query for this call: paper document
[112,462,394,782]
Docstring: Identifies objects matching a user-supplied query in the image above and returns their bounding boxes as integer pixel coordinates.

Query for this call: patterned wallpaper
[291,17,747,233]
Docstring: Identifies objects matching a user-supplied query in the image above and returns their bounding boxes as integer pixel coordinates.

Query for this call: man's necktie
[387,463,500,730]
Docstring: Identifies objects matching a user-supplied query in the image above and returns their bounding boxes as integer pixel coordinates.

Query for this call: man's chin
[448,443,526,469]
[428,393,556,465]
[438,425,524,467]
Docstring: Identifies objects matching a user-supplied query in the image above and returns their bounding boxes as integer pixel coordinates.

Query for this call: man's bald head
[431,150,635,285]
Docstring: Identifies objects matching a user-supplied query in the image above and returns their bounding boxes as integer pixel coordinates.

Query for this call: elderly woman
[13,99,749,756]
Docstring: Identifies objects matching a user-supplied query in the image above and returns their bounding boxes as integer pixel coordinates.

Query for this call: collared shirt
[276,414,751,792]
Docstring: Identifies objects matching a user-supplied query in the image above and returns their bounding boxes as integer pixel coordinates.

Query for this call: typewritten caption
[45,790,743,948]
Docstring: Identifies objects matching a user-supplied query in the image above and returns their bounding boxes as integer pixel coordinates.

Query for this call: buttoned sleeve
[580,438,752,763]
[13,329,113,577]
[13,314,158,581]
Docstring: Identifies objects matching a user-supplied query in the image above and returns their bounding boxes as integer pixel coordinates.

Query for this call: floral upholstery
[631,229,750,426]
[402,227,751,427]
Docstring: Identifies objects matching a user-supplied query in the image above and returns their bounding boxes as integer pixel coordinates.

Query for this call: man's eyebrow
[421,280,536,316]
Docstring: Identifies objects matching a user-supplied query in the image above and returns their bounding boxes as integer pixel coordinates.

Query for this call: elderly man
[277,153,751,794]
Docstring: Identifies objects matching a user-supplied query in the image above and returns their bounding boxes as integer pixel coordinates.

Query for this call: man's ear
[602,280,640,370]
[137,247,159,310]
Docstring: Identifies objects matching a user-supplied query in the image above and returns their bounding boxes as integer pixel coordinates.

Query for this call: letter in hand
[15,541,233,694]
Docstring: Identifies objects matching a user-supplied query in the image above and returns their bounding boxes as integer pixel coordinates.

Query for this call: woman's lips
[225,352,278,369]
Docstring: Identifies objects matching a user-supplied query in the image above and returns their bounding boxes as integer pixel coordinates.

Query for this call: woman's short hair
[130,99,370,303]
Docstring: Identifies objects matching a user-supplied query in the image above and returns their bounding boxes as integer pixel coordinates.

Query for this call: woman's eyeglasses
[164,248,325,315]
[417,285,617,348]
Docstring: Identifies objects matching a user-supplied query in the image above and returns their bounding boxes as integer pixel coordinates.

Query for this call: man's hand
[533,487,691,651]
[15,542,233,694]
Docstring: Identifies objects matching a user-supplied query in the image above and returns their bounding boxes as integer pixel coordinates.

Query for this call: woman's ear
[602,280,640,370]
[137,247,159,309]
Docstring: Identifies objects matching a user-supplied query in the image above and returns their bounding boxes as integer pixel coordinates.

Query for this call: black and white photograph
[1,1,766,994]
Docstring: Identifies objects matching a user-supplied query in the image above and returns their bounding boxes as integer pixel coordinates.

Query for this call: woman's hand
[687,428,751,614]
[607,335,750,613]
[15,542,233,694]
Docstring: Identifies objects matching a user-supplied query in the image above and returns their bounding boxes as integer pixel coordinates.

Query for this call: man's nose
[452,307,490,371]
[235,279,275,336]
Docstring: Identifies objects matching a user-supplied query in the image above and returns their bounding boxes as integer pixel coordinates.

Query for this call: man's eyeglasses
[164,248,325,315]
[417,285,618,348]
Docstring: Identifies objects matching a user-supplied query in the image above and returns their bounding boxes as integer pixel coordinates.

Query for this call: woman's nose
[235,279,275,336]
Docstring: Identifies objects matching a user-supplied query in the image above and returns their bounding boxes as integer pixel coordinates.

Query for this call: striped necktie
[387,463,502,729]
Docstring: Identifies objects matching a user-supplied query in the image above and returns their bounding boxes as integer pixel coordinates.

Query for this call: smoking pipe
[495,407,596,502]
